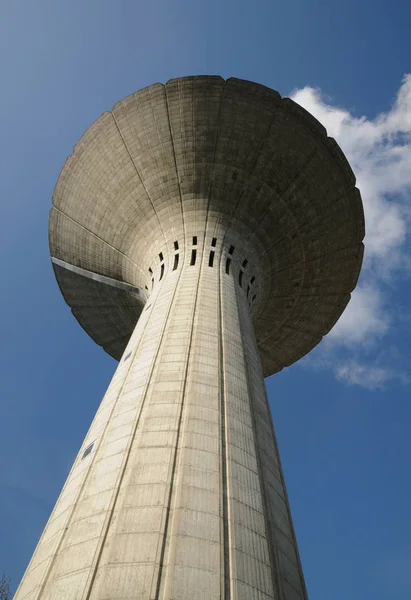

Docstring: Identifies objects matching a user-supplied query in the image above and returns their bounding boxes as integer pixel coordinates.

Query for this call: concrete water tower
[15,76,364,600]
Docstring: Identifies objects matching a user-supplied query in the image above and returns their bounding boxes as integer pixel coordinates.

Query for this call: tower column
[15,244,307,600]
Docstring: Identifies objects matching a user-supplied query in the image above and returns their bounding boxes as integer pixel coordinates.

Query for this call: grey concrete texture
[48,76,365,376]
[16,248,313,600]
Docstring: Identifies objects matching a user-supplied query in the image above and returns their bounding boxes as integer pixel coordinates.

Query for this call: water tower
[15,76,364,600]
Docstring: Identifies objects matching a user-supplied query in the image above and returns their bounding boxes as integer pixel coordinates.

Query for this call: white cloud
[291,75,411,272]
[291,76,411,385]
[335,361,408,390]
[326,284,390,347]
[335,362,390,389]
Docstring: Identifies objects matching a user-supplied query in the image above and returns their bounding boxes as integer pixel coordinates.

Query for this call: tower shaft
[16,240,307,600]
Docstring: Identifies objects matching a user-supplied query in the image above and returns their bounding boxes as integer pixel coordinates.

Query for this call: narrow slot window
[148,267,153,275]
[225,258,231,274]
[239,271,243,288]
[174,241,179,250]
[250,276,255,284]
[193,236,197,245]
[159,252,164,262]
[82,442,94,460]
[151,277,154,288]
[159,264,164,280]
[211,237,217,247]
[190,249,197,265]
[145,285,148,291]
[242,259,248,269]
[209,251,215,267]
[173,253,179,271]
[247,285,250,298]
[229,245,235,255]
[252,294,256,302]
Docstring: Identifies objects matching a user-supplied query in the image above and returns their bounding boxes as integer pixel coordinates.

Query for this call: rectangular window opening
[209,251,215,267]
[229,245,235,255]
[82,442,94,460]
[225,258,231,275]
[159,252,164,262]
[247,285,250,298]
[190,249,197,266]
[173,253,179,271]
[193,236,197,246]
[159,264,165,280]
[211,237,217,247]
[239,271,243,288]
[174,240,179,250]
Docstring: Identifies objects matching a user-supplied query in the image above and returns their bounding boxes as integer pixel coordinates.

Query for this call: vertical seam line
[218,249,231,600]
[165,81,186,253]
[154,241,206,599]
[111,109,167,249]
[81,268,184,600]
[234,287,283,600]
[33,297,154,599]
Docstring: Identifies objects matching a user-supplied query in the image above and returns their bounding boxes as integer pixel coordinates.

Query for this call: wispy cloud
[291,76,411,387]
[325,284,390,348]
[335,360,409,390]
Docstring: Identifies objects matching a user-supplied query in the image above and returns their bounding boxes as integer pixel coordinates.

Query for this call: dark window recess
[252,294,256,302]
[82,443,94,460]
[190,249,197,265]
[159,264,164,280]
[250,276,255,284]
[148,267,153,274]
[247,285,250,298]
[124,351,132,361]
[193,236,197,246]
[239,271,244,288]
[145,285,148,291]
[242,259,248,269]
[211,237,217,247]
[159,252,164,262]
[225,258,231,274]
[173,253,179,271]
[174,240,179,250]
[229,245,235,255]
[209,251,215,267]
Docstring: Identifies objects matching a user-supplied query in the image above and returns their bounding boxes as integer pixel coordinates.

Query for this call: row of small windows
[151,237,225,272]
[147,238,257,303]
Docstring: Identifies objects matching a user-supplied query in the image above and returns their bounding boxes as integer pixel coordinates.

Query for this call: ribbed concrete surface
[15,76,364,600]
[16,244,309,600]
[49,76,364,376]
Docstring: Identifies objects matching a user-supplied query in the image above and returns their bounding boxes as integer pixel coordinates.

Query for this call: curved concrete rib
[51,257,147,301]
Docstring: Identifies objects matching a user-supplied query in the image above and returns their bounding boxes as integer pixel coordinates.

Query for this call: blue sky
[1,1,410,598]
